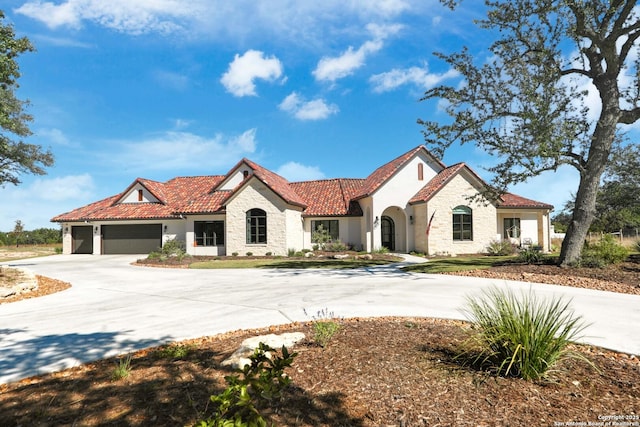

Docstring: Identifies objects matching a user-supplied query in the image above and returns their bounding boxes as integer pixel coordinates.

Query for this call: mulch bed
[0,318,638,426]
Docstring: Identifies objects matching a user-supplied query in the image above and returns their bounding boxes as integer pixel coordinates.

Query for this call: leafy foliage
[486,240,517,256]
[0,12,54,186]
[461,287,590,381]
[579,235,629,268]
[148,238,187,261]
[198,343,297,427]
[111,355,132,381]
[420,1,640,266]
[516,247,544,264]
[305,308,342,348]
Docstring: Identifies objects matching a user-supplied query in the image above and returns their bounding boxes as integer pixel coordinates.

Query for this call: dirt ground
[0,257,638,426]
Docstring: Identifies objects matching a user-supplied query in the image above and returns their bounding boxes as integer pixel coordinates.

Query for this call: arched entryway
[381,216,395,251]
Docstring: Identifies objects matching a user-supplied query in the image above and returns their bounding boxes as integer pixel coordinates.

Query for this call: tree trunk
[559,82,621,267]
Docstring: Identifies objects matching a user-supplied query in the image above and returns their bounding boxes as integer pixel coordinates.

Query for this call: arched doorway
[381,216,395,251]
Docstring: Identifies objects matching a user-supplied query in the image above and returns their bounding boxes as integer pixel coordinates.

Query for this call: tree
[591,144,640,232]
[12,219,24,247]
[419,1,640,266]
[0,10,54,186]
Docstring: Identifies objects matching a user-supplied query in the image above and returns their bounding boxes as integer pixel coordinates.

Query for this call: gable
[218,160,255,191]
[355,146,444,199]
[119,182,162,204]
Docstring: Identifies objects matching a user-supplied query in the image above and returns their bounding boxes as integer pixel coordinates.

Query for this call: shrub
[304,308,341,348]
[486,240,517,256]
[265,252,272,256]
[517,247,544,264]
[197,343,297,427]
[311,224,333,250]
[580,234,629,267]
[111,355,132,381]
[287,248,296,257]
[155,343,193,360]
[232,252,239,257]
[373,246,390,254]
[246,252,253,257]
[324,240,349,252]
[461,287,589,381]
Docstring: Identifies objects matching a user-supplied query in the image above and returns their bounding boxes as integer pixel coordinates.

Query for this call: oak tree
[0,10,54,186]
[419,1,640,266]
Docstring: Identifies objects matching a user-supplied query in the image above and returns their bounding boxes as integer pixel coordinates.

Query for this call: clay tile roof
[499,193,554,209]
[176,191,231,214]
[290,178,365,216]
[409,163,466,204]
[52,175,226,222]
[243,159,307,208]
[355,145,444,199]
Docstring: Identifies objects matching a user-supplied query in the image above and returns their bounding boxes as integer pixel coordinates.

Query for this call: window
[504,218,521,239]
[418,163,424,181]
[246,208,267,244]
[311,220,339,242]
[194,221,224,246]
[452,206,473,241]
[138,189,143,202]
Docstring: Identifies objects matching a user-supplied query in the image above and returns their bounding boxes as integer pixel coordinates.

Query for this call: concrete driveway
[1,254,639,385]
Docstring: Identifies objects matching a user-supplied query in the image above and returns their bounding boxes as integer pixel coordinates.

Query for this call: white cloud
[313,23,402,83]
[108,129,258,172]
[153,70,189,91]
[15,0,195,35]
[32,34,94,48]
[370,65,459,93]
[276,162,326,181]
[15,1,413,41]
[37,128,70,145]
[220,50,284,97]
[278,92,339,121]
[0,174,96,230]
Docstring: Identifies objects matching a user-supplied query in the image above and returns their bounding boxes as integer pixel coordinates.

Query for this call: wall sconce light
[94,226,99,233]
[373,216,379,227]
[409,215,414,224]
[164,225,168,232]
[64,226,69,233]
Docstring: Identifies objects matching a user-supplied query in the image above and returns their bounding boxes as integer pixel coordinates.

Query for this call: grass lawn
[403,255,516,273]
[0,244,61,262]
[189,256,401,269]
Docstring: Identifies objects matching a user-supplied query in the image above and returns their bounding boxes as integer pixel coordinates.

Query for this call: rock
[304,252,314,258]
[358,254,373,260]
[0,267,38,299]
[332,254,350,260]
[221,332,305,369]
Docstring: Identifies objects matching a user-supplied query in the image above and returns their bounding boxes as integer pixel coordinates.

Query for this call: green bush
[580,234,629,267]
[246,252,253,257]
[311,224,332,250]
[304,308,341,348]
[517,247,544,264]
[461,287,589,381]
[155,343,193,360]
[486,240,517,256]
[111,355,132,381]
[324,241,349,252]
[197,343,297,427]
[287,248,296,257]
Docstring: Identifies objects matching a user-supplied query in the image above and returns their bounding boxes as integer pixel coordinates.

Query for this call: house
[52,145,553,256]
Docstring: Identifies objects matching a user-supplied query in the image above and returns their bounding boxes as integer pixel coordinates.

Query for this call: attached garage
[71,226,94,254]
[102,224,162,254]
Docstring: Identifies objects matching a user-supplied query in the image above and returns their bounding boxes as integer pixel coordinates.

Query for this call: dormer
[218,161,255,191]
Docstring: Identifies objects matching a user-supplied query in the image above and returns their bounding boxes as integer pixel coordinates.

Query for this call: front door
[381,216,395,251]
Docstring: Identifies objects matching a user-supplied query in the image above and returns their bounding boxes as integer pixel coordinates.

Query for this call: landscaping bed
[1,254,639,425]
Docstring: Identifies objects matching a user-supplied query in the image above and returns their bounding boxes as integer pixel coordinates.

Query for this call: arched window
[418,163,424,181]
[246,208,267,244]
[452,206,472,241]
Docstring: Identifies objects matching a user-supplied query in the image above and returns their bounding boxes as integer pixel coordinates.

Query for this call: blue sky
[0,0,586,231]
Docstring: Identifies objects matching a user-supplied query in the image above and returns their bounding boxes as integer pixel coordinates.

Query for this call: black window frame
[194,221,225,246]
[452,206,473,241]
[311,220,340,242]
[246,208,267,244]
[504,217,521,239]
